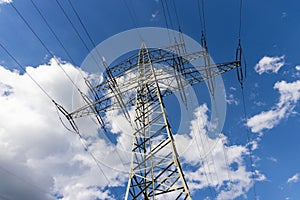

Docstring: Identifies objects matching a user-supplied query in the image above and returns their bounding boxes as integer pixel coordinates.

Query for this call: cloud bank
[0,58,118,200]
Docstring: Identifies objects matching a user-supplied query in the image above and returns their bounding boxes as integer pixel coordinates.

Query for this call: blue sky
[0,0,300,200]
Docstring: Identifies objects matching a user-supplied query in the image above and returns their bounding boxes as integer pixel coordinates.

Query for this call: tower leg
[125,43,191,200]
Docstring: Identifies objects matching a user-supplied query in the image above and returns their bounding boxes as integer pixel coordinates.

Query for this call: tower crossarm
[100,44,205,81]
[69,59,240,120]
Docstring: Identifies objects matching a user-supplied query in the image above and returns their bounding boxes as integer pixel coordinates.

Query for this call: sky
[0,0,300,200]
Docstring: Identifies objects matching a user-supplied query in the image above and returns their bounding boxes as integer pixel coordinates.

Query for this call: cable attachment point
[200,31,215,97]
[201,31,207,50]
[52,100,80,136]
[235,38,245,87]
[81,79,107,131]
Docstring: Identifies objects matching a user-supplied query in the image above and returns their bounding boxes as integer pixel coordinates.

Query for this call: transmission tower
[68,38,240,199]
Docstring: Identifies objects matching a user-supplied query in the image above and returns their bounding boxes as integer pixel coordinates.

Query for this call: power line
[0,41,122,200]
[9,2,83,94]
[29,0,77,66]
[0,42,53,101]
[172,0,181,30]
[64,0,133,164]
[190,106,218,199]
[66,0,97,50]
[220,138,235,197]
[65,0,109,70]
[163,0,175,31]
[121,0,143,41]
[197,0,206,35]
[210,98,235,198]
[4,4,123,198]
[238,0,243,39]
[240,86,258,200]
[54,0,92,54]
[160,0,172,43]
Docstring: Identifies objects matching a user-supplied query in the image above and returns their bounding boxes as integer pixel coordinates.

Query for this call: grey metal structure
[68,40,240,199]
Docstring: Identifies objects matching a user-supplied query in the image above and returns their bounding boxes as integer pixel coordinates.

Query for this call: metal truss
[68,41,240,199]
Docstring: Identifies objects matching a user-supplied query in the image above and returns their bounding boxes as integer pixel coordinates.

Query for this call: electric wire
[63,0,109,74]
[186,101,217,199]
[66,0,98,52]
[220,138,235,196]
[200,0,207,34]
[0,42,52,101]
[5,4,123,198]
[195,0,224,194]
[160,0,172,44]
[54,0,113,78]
[54,0,92,55]
[163,0,175,31]
[65,0,134,164]
[9,2,83,94]
[196,0,235,196]
[121,0,143,41]
[49,2,135,184]
[172,0,181,30]
[240,86,258,200]
[9,1,90,138]
[211,99,235,197]
[30,0,77,67]
[201,126,222,198]
[238,0,243,40]
[0,42,117,198]
[236,0,258,198]
[56,115,124,200]
[77,136,124,200]
[57,0,133,130]
[192,124,216,199]
[197,0,206,36]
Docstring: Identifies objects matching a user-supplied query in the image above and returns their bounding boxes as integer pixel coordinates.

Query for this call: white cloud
[296,65,300,71]
[287,173,300,184]
[174,104,264,200]
[254,55,285,75]
[0,0,12,4]
[0,58,122,200]
[247,80,300,133]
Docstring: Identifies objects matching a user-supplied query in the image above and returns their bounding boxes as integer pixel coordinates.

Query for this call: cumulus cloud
[0,0,12,4]
[247,80,300,133]
[254,55,285,75]
[174,104,264,200]
[0,58,123,200]
[296,65,300,71]
[287,173,300,184]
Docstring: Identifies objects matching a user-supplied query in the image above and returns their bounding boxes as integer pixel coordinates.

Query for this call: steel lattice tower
[68,39,240,199]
